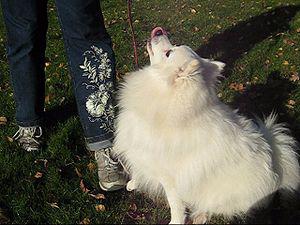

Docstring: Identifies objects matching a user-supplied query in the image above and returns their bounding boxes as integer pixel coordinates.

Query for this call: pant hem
[16,118,43,127]
[85,132,114,151]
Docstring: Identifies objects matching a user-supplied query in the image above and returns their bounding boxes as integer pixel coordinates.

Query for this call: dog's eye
[166,50,172,57]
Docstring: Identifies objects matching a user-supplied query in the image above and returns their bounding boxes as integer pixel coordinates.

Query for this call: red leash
[127,0,139,69]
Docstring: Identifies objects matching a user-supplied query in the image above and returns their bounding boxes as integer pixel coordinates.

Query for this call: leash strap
[127,0,139,69]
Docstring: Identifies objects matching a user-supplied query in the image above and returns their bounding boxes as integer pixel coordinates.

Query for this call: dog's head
[147,27,225,90]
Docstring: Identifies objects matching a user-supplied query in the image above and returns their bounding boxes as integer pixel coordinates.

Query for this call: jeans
[1,0,116,150]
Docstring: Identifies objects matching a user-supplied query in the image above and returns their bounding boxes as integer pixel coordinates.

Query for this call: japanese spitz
[114,27,300,224]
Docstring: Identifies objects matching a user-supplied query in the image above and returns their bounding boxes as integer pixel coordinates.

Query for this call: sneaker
[12,126,42,152]
[95,147,128,191]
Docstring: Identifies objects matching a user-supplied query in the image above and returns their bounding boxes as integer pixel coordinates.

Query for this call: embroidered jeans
[1,0,116,150]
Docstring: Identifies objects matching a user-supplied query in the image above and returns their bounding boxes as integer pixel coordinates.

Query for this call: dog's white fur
[114,33,300,224]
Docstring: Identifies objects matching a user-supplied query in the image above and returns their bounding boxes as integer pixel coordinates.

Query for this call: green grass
[1,0,300,224]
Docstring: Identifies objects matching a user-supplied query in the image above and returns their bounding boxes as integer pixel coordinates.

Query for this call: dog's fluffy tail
[262,113,300,192]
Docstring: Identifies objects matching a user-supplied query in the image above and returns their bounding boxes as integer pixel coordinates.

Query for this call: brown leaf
[282,60,289,66]
[7,136,14,143]
[88,193,106,200]
[34,172,43,179]
[95,204,106,212]
[286,99,296,109]
[80,179,90,193]
[193,26,199,32]
[0,116,7,125]
[80,218,91,225]
[288,99,295,106]
[296,28,300,33]
[283,38,296,46]
[87,162,97,172]
[290,72,299,82]
[45,95,51,104]
[229,82,245,92]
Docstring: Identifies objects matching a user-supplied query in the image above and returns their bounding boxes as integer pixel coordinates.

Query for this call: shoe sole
[99,181,126,192]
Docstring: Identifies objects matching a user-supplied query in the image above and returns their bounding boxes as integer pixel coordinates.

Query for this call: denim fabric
[1,0,117,149]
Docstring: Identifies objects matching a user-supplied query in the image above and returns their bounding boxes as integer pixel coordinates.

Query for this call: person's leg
[55,0,127,191]
[1,0,47,151]
[1,0,47,126]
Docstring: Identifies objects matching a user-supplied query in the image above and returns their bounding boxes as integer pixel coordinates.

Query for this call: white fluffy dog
[114,27,300,224]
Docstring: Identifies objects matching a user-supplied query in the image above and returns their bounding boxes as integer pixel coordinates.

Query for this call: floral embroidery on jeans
[79,46,115,133]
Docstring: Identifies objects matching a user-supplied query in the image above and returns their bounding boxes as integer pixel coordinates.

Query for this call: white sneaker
[12,126,42,151]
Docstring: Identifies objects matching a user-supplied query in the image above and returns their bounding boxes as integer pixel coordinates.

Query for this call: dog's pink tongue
[151,27,167,39]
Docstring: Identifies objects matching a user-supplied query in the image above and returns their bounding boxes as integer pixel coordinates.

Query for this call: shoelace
[100,148,120,172]
[12,126,42,144]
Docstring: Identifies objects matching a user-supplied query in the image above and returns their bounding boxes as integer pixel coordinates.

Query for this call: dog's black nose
[154,28,163,36]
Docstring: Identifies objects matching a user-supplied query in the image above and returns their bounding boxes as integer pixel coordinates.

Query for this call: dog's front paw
[126,179,136,191]
[193,212,208,224]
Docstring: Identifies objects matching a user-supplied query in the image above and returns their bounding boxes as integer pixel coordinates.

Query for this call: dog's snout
[151,27,167,39]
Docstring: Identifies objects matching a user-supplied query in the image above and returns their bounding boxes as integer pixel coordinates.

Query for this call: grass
[0,0,300,224]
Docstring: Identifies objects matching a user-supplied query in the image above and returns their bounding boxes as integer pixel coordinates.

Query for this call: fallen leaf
[288,99,295,105]
[283,38,296,46]
[0,116,7,125]
[191,8,196,14]
[7,137,13,142]
[229,82,245,92]
[296,28,300,33]
[80,218,91,225]
[89,193,106,200]
[87,162,97,172]
[193,26,199,32]
[80,179,90,193]
[47,202,59,209]
[286,99,296,109]
[290,72,299,82]
[283,60,289,66]
[34,172,43,179]
[45,95,51,104]
[95,204,106,212]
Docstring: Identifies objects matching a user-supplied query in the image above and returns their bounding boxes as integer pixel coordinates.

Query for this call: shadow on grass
[231,71,299,134]
[196,5,300,76]
[44,99,77,128]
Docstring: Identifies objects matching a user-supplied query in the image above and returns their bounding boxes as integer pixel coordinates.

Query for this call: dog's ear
[210,60,226,72]
[178,59,201,77]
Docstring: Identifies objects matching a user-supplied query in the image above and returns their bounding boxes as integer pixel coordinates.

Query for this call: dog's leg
[163,183,185,224]
[126,179,136,191]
